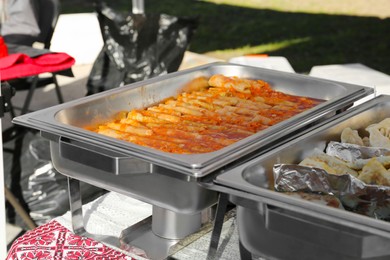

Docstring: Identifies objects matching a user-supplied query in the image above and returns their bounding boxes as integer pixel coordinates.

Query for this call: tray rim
[12,62,374,177]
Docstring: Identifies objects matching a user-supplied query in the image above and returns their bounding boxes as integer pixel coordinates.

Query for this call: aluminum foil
[273,164,390,220]
[326,141,390,169]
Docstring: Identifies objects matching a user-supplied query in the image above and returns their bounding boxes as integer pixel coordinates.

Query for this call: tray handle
[59,137,150,175]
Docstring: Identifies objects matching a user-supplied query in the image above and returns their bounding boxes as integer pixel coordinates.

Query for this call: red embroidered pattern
[6,220,134,260]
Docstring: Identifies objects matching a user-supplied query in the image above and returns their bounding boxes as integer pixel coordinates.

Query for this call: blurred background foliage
[61,0,390,74]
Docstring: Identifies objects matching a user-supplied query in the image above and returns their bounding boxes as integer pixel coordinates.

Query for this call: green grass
[61,0,390,75]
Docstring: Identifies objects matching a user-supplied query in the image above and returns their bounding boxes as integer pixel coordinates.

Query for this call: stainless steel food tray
[13,62,372,177]
[214,95,390,259]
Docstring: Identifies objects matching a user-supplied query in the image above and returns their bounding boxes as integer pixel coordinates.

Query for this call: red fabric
[0,36,8,57]
[6,220,135,260]
[0,52,75,81]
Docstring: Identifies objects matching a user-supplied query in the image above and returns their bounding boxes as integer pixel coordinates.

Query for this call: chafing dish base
[11,62,375,259]
[68,177,217,260]
[233,197,390,260]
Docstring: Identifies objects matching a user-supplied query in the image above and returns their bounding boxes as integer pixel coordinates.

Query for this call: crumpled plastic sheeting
[86,2,198,95]
[20,134,105,225]
[274,164,390,221]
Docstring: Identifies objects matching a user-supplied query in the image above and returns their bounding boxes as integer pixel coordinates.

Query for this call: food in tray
[299,150,359,177]
[341,119,390,149]
[275,117,390,220]
[299,118,390,186]
[366,118,390,149]
[340,127,367,146]
[273,163,390,220]
[88,74,322,154]
[358,158,390,186]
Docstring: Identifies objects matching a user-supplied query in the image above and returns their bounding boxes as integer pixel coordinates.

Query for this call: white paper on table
[229,56,295,73]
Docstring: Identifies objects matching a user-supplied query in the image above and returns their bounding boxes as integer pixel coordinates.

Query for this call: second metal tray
[213,95,390,259]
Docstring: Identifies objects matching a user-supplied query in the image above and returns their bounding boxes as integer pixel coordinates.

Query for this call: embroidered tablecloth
[6,192,242,260]
[6,220,134,260]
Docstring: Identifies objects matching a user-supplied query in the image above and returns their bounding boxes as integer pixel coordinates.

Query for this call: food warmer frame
[12,62,373,259]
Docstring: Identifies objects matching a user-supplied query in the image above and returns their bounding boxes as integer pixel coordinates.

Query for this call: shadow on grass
[61,0,390,74]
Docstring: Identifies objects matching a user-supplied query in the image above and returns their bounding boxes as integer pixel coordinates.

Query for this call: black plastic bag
[18,133,105,226]
[86,2,198,95]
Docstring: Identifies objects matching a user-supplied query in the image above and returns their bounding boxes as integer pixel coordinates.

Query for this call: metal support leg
[67,177,86,236]
[132,0,144,14]
[239,239,252,260]
[6,128,30,224]
[52,74,64,104]
[207,192,229,260]
[21,76,38,115]
[67,177,119,246]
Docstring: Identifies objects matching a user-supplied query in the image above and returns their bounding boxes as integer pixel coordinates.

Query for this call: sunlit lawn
[62,0,390,74]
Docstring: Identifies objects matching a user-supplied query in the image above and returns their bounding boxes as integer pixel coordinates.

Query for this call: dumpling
[366,118,390,148]
[299,150,359,177]
[358,158,390,186]
[340,127,364,146]
[347,156,390,170]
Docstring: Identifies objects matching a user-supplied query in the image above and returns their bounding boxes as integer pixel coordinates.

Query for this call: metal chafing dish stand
[212,95,390,260]
[12,63,373,259]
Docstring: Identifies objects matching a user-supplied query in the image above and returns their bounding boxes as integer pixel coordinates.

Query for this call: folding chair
[2,0,65,228]
[7,0,66,117]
